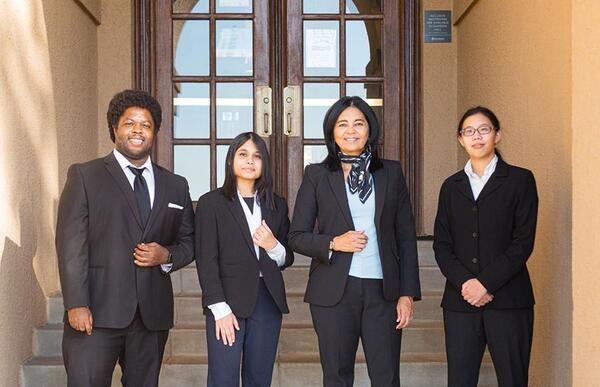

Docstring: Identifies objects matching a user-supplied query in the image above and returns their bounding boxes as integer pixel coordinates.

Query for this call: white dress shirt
[464,154,498,200]
[208,192,286,321]
[113,149,173,272]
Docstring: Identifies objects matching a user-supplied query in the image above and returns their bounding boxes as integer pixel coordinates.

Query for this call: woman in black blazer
[195,132,294,387]
[434,106,538,387]
[289,96,421,387]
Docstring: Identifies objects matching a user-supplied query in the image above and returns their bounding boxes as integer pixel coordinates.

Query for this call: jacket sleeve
[164,180,195,272]
[477,171,538,293]
[433,182,476,290]
[288,167,334,264]
[276,198,295,269]
[56,164,90,309]
[195,195,227,307]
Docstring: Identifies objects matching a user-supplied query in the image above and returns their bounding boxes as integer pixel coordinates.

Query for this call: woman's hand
[332,231,368,252]
[474,292,494,308]
[214,313,240,346]
[396,296,414,330]
[461,278,489,306]
[253,220,278,251]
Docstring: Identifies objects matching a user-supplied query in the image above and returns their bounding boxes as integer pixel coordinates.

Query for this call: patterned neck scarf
[338,149,373,204]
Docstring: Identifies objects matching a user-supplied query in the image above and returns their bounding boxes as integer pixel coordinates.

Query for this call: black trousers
[310,276,402,387]
[62,310,169,387]
[443,307,534,387]
[205,278,283,387]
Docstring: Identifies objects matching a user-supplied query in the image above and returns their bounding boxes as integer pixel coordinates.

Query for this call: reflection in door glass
[173,83,210,139]
[173,0,209,13]
[216,20,253,76]
[304,145,328,168]
[216,0,253,13]
[173,20,210,76]
[174,145,210,200]
[346,83,383,128]
[303,0,339,14]
[217,83,254,138]
[346,20,382,77]
[346,0,382,14]
[304,83,340,139]
[217,145,229,187]
[303,21,339,77]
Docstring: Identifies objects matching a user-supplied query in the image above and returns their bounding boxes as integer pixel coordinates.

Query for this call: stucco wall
[455,1,572,385]
[0,0,99,385]
[421,0,458,235]
[572,1,600,384]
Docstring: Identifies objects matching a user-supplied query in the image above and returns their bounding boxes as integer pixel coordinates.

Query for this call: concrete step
[22,355,497,387]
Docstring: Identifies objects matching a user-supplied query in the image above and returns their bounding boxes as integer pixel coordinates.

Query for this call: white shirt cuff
[208,302,232,321]
[160,263,174,273]
[266,241,286,267]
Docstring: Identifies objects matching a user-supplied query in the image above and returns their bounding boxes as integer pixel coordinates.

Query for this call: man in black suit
[56,89,194,387]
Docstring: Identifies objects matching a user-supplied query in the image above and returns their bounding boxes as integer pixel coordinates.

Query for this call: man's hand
[253,220,278,251]
[215,313,240,346]
[68,307,93,335]
[396,296,414,330]
[461,278,488,306]
[134,242,169,267]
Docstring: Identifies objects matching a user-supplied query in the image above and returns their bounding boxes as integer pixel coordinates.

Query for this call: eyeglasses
[460,125,494,137]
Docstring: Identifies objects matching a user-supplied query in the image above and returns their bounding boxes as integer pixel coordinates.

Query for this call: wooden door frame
[132,0,422,234]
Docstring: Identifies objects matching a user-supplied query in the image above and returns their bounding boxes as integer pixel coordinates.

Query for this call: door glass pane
[173,0,209,13]
[346,83,383,129]
[173,20,210,76]
[216,0,252,13]
[216,20,253,76]
[216,145,229,187]
[173,83,210,139]
[346,20,382,77]
[304,83,339,139]
[304,21,339,76]
[303,0,339,14]
[174,145,210,200]
[217,82,253,138]
[304,145,328,168]
[346,0,382,14]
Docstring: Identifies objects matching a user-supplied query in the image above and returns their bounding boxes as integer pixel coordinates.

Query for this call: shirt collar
[464,154,498,179]
[113,149,153,176]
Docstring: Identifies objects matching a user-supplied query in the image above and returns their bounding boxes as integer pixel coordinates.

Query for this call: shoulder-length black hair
[320,96,383,171]
[221,132,275,210]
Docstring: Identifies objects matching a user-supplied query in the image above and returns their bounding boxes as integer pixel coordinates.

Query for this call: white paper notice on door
[217,27,252,59]
[219,0,251,7]
[305,29,337,68]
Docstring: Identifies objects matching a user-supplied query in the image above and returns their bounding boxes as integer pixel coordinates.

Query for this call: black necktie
[128,166,151,227]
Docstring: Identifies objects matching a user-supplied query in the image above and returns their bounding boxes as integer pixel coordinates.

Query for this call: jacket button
[472,232,478,238]
[472,257,478,263]
[472,206,478,212]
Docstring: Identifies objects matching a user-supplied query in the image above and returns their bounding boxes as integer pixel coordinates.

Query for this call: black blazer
[433,156,538,311]
[56,153,195,330]
[288,160,421,306]
[195,189,294,318]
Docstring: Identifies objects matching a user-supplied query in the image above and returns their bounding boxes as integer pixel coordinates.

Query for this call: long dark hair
[221,132,274,210]
[320,96,383,171]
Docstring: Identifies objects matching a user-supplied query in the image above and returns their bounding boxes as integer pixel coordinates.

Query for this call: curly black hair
[106,89,162,142]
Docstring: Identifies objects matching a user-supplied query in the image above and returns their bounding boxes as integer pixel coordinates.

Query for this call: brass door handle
[283,85,301,137]
[256,86,272,136]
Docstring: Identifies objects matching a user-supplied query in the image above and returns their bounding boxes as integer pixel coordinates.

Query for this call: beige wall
[421,0,458,235]
[0,0,99,385]
[572,1,600,385]
[455,0,572,385]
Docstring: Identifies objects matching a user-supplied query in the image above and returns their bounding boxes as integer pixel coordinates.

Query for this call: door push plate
[283,85,301,137]
[256,86,272,137]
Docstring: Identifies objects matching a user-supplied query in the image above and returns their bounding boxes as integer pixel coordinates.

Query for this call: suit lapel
[476,158,508,201]
[104,153,143,229]
[328,169,355,229]
[454,172,476,203]
[226,195,258,257]
[142,164,167,239]
[373,167,387,227]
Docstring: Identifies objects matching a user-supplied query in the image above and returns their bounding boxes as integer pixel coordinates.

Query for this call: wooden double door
[135,0,420,228]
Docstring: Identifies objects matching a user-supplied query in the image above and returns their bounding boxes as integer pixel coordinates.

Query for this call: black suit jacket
[433,156,538,311]
[56,153,195,330]
[288,160,421,306]
[195,189,294,318]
